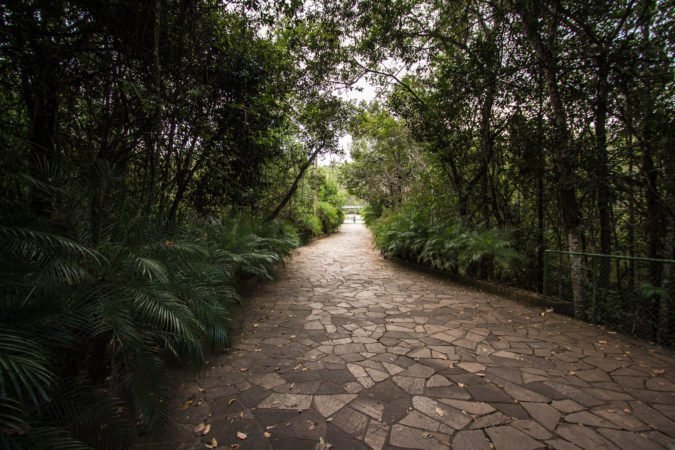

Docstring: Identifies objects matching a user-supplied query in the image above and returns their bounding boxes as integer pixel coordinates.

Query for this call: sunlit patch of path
[141,224,675,450]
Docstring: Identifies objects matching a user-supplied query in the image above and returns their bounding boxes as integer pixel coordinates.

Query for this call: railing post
[543,250,548,296]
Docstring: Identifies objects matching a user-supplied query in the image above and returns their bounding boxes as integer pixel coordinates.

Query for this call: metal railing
[543,250,675,345]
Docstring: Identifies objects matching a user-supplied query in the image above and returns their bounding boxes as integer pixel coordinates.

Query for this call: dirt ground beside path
[138,223,675,450]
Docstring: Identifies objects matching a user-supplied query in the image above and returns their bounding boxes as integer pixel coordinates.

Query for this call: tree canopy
[0,0,672,447]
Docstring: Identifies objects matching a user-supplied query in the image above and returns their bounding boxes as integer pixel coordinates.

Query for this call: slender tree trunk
[513,1,586,318]
[21,41,59,216]
[659,119,675,345]
[146,0,162,213]
[594,52,612,306]
[479,90,494,227]
[312,157,318,216]
[627,137,636,292]
[265,145,324,222]
[535,77,546,293]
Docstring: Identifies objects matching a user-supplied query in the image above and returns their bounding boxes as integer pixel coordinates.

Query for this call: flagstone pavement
[143,224,675,450]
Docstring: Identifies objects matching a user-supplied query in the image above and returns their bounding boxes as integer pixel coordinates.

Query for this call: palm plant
[454,228,524,280]
[0,177,299,449]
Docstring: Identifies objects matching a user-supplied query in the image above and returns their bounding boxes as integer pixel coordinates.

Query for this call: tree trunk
[657,118,674,344]
[594,53,612,301]
[21,41,59,216]
[513,2,586,318]
[535,77,546,293]
[145,0,162,212]
[265,145,324,223]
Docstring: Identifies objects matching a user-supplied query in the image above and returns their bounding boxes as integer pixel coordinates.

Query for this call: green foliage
[341,105,422,211]
[640,283,672,303]
[316,201,343,234]
[0,204,298,448]
[370,207,523,282]
[294,214,323,241]
[361,205,381,227]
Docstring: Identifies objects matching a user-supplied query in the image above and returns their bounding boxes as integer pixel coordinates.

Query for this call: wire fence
[543,250,675,346]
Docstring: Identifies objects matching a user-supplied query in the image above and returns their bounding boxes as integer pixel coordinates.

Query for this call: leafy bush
[369,208,522,281]
[316,201,343,234]
[0,210,298,449]
[294,214,323,241]
[361,205,381,227]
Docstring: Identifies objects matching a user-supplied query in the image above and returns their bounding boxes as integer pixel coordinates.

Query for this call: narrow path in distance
[144,224,675,450]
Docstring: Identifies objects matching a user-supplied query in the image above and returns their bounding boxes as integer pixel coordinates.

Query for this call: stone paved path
[150,224,675,450]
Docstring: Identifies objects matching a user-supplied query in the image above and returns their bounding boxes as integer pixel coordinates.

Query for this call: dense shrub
[0,211,298,449]
[361,205,380,227]
[316,201,344,234]
[294,214,323,242]
[370,208,523,282]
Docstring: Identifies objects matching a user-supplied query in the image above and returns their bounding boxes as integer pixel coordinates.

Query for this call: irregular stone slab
[427,374,452,387]
[401,363,436,378]
[390,424,445,450]
[258,393,312,410]
[452,430,492,450]
[399,411,441,431]
[556,424,619,450]
[408,347,432,359]
[542,381,605,407]
[330,407,369,438]
[467,384,513,403]
[512,419,552,440]
[458,362,486,373]
[439,399,495,415]
[351,397,384,420]
[494,379,550,402]
[629,401,675,437]
[249,373,287,389]
[564,411,622,428]
[382,361,405,376]
[591,407,649,431]
[493,402,529,420]
[551,399,584,413]
[304,321,324,330]
[270,409,326,441]
[598,429,663,450]
[412,395,471,430]
[470,412,513,429]
[521,402,561,430]
[545,438,582,450]
[357,376,374,388]
[485,425,543,450]
[366,367,389,382]
[364,421,388,450]
[393,375,425,394]
[312,394,357,417]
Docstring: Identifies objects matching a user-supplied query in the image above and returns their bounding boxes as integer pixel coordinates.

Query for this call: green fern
[0,205,299,447]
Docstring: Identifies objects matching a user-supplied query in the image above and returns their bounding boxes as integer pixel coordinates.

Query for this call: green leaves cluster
[0,202,298,448]
[372,207,523,282]
[333,0,673,342]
